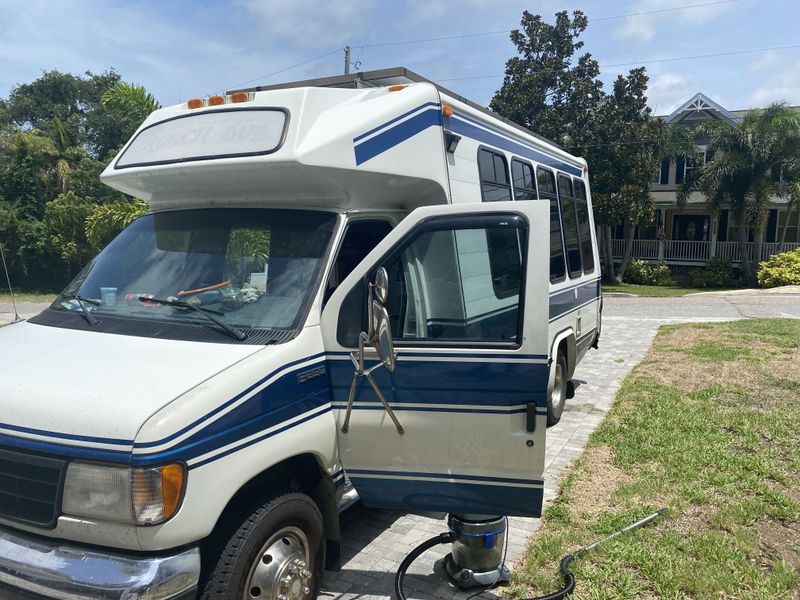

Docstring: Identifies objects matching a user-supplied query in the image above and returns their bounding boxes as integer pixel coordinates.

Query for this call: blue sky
[1,0,799,116]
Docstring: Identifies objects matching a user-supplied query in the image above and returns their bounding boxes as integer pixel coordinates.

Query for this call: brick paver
[321,313,666,600]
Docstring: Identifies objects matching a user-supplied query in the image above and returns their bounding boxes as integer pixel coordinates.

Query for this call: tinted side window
[477,148,512,202]
[557,174,582,277]
[574,181,595,274]
[325,219,393,305]
[511,159,537,200]
[537,168,565,282]
[382,220,525,344]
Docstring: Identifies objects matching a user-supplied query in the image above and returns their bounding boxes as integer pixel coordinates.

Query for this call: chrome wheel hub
[553,363,564,404]
[245,526,312,600]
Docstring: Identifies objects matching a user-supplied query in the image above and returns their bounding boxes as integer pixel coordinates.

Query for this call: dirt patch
[567,445,633,516]
[756,519,800,571]
[764,349,800,383]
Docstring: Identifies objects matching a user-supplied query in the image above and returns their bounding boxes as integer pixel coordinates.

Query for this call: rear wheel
[200,491,324,600]
[547,352,568,427]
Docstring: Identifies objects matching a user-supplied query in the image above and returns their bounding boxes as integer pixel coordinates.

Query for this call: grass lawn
[601,282,745,297]
[512,319,800,599]
[0,292,56,303]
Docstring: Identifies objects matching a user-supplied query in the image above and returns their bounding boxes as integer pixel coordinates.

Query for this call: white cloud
[647,72,693,114]
[747,61,800,108]
[238,0,374,47]
[613,0,735,44]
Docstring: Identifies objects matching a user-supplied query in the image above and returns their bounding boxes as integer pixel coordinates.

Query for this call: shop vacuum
[394,508,667,600]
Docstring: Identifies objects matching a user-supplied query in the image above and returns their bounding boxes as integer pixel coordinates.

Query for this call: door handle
[526,403,536,432]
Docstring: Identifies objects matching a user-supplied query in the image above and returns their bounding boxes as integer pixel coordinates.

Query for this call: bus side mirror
[370,267,395,372]
[341,266,403,435]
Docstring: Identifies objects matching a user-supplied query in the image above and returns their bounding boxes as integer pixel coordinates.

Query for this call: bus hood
[0,321,261,458]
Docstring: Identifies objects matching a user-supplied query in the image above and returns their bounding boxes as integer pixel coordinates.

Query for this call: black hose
[523,554,576,600]
[393,533,576,600]
[393,532,454,600]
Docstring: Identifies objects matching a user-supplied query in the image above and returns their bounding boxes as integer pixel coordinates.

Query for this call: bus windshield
[53,208,337,336]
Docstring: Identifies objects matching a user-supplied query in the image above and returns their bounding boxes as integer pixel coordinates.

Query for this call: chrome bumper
[0,525,200,599]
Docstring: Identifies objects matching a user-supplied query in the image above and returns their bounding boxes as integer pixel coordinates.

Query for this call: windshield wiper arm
[60,292,99,326]
[139,296,248,341]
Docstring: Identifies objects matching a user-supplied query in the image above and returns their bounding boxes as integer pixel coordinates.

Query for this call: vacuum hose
[393,508,667,600]
[393,532,573,600]
[394,532,454,600]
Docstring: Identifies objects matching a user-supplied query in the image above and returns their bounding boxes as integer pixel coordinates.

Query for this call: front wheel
[547,352,568,427]
[200,491,324,600]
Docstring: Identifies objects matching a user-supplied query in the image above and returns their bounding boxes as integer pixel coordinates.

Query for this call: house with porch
[606,93,800,268]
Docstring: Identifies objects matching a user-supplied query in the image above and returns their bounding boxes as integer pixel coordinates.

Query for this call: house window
[477,148,512,202]
[684,146,710,180]
[779,209,800,243]
[511,159,537,200]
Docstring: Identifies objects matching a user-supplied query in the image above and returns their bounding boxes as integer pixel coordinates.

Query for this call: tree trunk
[601,225,617,282]
[736,222,754,285]
[753,223,765,277]
[614,222,636,283]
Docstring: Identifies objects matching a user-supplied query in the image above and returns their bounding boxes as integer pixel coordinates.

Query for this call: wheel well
[204,454,341,571]
[555,334,577,380]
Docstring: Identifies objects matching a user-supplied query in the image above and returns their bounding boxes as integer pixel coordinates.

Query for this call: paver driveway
[320,291,799,600]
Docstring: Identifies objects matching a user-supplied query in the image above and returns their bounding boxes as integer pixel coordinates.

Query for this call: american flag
[656,224,666,242]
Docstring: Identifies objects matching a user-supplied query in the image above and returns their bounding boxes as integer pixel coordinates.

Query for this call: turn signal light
[208,95,225,106]
[442,103,453,117]
[187,98,204,109]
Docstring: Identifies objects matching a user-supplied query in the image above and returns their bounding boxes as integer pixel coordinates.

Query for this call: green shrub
[623,258,674,285]
[690,258,736,288]
[757,248,800,288]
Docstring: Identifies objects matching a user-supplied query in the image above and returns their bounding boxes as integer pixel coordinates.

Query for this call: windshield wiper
[139,296,248,341]
[59,292,99,326]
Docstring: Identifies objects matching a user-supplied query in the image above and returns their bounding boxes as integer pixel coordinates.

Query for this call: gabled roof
[664,92,740,125]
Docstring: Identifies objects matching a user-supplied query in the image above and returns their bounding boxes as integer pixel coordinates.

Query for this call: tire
[547,352,568,427]
[200,491,324,600]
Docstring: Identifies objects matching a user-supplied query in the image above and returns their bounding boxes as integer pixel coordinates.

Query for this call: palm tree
[678,103,800,284]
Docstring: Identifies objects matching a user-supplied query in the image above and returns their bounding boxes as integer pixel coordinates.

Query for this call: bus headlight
[62,462,186,525]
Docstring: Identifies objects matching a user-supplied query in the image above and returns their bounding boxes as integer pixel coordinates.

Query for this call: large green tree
[0,70,159,289]
[490,10,603,145]
[678,103,800,284]
[577,69,695,281]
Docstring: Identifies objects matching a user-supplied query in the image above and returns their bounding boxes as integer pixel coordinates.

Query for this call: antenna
[0,243,21,323]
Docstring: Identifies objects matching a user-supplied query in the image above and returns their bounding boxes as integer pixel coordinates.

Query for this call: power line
[435,44,800,83]
[212,1,740,95]
[214,48,341,95]
[351,0,739,49]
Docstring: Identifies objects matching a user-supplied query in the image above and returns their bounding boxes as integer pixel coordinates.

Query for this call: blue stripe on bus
[348,475,544,517]
[354,107,442,165]
[351,102,583,179]
[445,113,583,177]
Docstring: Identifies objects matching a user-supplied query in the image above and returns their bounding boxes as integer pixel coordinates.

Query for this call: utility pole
[344,46,351,75]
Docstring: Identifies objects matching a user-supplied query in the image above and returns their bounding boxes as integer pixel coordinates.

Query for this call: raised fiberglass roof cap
[230,66,561,149]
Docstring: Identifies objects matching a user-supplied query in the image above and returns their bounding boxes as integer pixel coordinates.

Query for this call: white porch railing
[606,239,799,264]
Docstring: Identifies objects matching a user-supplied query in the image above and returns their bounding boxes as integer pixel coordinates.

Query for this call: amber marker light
[187,98,204,109]
[132,463,186,525]
[208,95,226,106]
[442,104,454,117]
[230,92,250,103]
[388,85,407,92]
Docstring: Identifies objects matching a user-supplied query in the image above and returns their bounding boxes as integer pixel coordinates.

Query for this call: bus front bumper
[0,525,200,599]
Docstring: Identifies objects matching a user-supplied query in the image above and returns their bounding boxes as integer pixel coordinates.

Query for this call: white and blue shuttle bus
[0,68,601,599]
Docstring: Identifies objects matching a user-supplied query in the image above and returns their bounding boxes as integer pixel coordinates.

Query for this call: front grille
[0,446,66,528]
